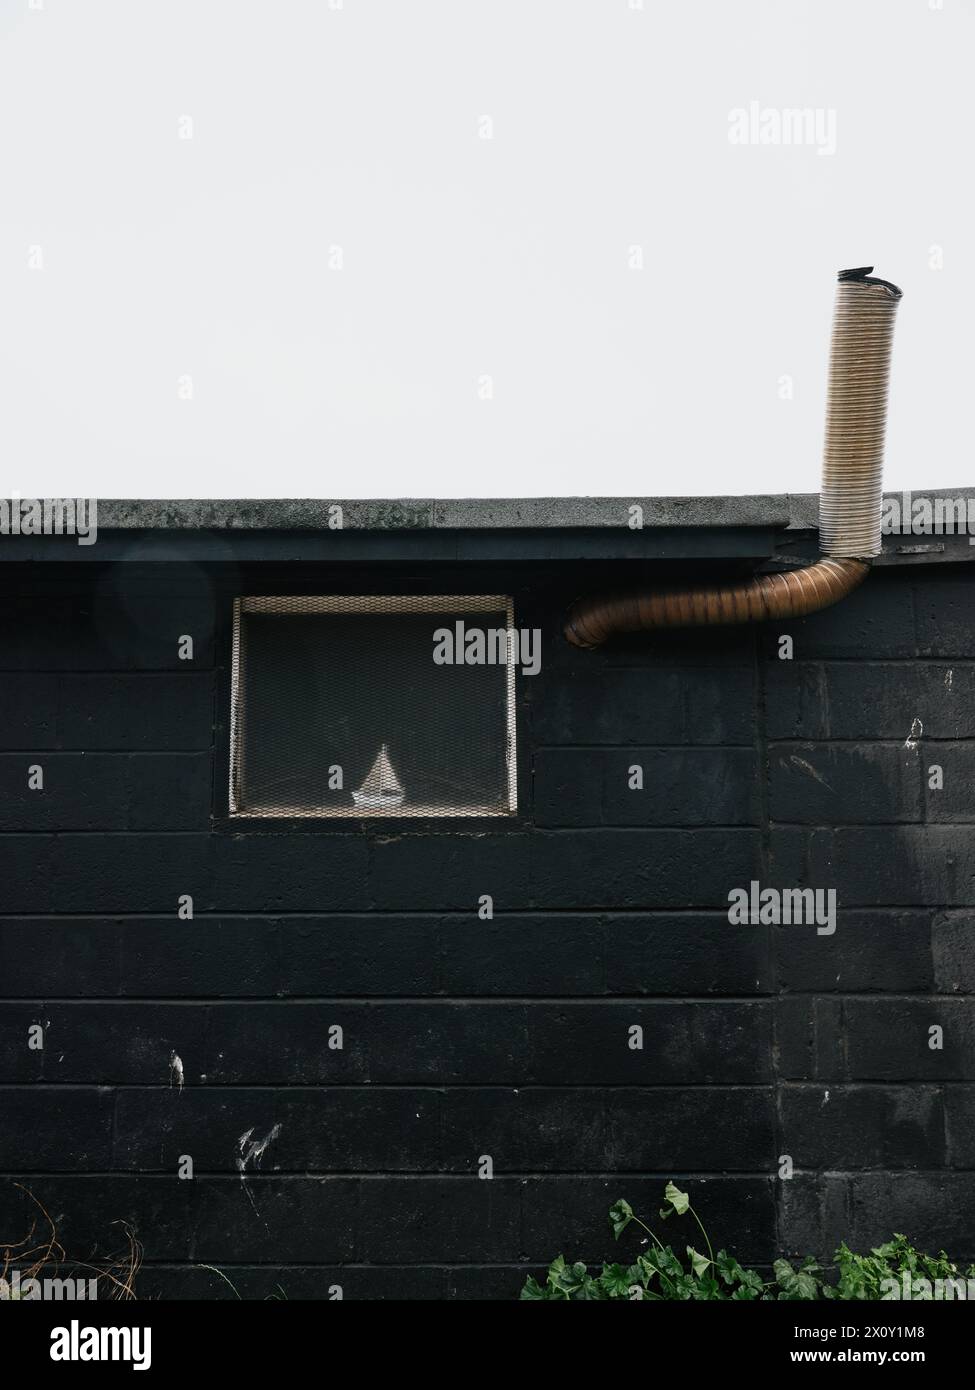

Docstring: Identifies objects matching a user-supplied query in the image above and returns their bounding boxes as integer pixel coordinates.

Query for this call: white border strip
[228,596,242,814]
[240,594,511,615]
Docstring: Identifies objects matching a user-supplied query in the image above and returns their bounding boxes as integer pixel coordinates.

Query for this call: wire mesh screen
[230,595,517,818]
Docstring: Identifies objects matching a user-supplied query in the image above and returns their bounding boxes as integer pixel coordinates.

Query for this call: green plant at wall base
[520,1182,975,1301]
[831,1236,975,1301]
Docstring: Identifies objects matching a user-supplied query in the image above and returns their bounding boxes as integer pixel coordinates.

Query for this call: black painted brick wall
[1,558,973,1299]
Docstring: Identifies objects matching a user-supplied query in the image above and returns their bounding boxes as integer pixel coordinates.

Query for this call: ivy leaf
[599,1263,636,1299]
[689,1275,722,1300]
[687,1246,711,1279]
[774,1259,821,1300]
[642,1246,683,1280]
[716,1250,744,1286]
[670,1273,698,1299]
[545,1255,573,1296]
[520,1276,549,1300]
[715,1251,764,1293]
[573,1276,603,1301]
[609,1198,635,1240]
[552,1259,597,1298]
[659,1181,690,1219]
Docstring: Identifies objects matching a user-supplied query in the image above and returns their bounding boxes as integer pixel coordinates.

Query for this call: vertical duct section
[820,268,902,559]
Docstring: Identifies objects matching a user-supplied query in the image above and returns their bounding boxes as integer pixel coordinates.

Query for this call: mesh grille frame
[229,594,518,819]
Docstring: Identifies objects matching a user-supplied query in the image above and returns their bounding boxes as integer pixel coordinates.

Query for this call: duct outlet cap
[838,265,903,299]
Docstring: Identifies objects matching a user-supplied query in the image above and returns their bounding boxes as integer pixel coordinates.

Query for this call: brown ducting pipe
[564,556,871,648]
[565,268,902,648]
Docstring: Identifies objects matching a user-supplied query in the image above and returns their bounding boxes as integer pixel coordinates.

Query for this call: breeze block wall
[1,552,974,1299]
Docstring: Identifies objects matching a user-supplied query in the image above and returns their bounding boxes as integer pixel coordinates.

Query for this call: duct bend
[564,267,902,649]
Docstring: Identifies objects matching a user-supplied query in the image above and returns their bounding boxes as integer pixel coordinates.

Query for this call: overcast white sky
[1,0,972,500]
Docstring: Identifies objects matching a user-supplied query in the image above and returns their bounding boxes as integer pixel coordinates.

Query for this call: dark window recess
[229,596,517,818]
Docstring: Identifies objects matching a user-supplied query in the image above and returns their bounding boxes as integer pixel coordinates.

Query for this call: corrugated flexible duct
[564,268,902,649]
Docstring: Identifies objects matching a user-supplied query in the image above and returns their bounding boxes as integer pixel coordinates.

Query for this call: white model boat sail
[352,743,405,808]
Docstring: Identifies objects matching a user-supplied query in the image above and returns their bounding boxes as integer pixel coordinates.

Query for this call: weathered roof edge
[72,489,975,532]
